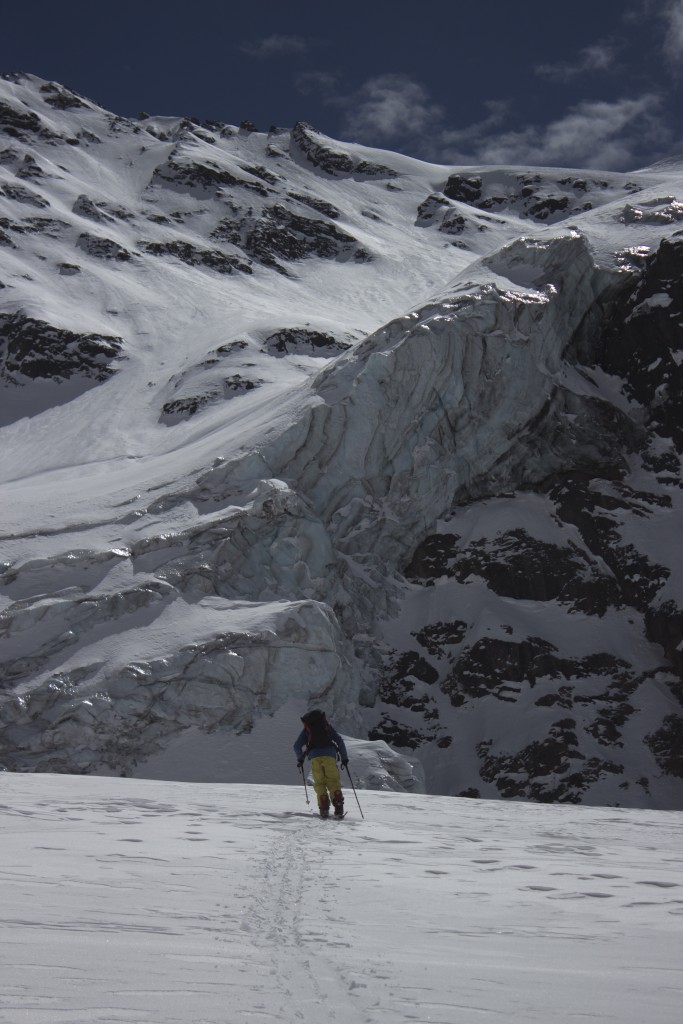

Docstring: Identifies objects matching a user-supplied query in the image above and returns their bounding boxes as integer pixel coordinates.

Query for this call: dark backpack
[302,709,336,752]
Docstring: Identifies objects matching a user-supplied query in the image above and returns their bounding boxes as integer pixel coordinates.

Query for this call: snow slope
[1,774,682,1024]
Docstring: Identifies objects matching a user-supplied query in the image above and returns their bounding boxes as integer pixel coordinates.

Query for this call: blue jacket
[294,723,348,763]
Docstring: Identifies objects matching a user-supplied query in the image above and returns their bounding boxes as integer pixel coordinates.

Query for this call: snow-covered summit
[1,74,682,807]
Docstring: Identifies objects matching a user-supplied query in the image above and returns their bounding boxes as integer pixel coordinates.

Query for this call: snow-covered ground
[2,773,682,1024]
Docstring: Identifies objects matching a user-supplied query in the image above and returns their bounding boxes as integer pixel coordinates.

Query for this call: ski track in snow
[1,775,682,1024]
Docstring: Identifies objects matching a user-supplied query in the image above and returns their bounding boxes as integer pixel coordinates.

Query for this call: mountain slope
[1,74,682,806]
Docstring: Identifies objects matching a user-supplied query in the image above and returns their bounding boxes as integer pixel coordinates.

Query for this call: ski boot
[318,794,330,819]
[332,791,344,818]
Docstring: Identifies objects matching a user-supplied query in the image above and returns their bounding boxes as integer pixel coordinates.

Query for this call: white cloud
[438,95,669,171]
[662,0,683,61]
[323,70,670,172]
[240,35,309,59]
[535,43,617,81]
[339,74,445,146]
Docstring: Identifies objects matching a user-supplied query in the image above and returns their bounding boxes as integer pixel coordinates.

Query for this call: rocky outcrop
[0,312,124,385]
[72,194,116,223]
[248,205,369,266]
[407,528,621,615]
[39,82,88,110]
[141,239,252,274]
[212,203,369,271]
[0,182,49,207]
[160,375,263,422]
[0,99,61,142]
[288,191,341,219]
[263,328,351,357]
[158,340,262,422]
[442,170,633,224]
[290,122,397,179]
[151,158,269,197]
[76,233,133,261]
[590,236,683,452]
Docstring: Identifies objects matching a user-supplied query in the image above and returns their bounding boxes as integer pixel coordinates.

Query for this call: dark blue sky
[4,0,683,169]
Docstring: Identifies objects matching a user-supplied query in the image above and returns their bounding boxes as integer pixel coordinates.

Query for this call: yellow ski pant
[310,756,342,798]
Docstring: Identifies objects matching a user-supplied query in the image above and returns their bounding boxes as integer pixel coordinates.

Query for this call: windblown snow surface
[1,774,682,1024]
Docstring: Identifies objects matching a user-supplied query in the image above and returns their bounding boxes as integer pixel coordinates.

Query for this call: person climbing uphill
[294,709,349,818]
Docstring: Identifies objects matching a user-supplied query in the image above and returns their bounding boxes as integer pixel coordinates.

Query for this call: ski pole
[299,762,310,806]
[344,764,364,819]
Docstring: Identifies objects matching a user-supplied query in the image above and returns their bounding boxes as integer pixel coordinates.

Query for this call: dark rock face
[246,205,368,267]
[20,216,69,237]
[151,159,269,197]
[290,122,397,180]
[404,534,460,581]
[547,477,671,612]
[478,737,624,803]
[0,100,58,141]
[443,175,483,203]
[355,160,398,180]
[76,233,133,261]
[592,236,683,453]
[444,639,635,706]
[158,341,263,423]
[263,328,351,357]
[161,375,263,422]
[291,122,356,176]
[39,82,88,110]
[16,154,49,180]
[413,190,466,234]
[441,171,617,224]
[407,528,621,615]
[645,600,683,676]
[73,194,115,223]
[0,312,124,385]
[416,194,451,224]
[646,715,683,777]
[372,234,683,804]
[439,210,467,235]
[241,163,279,184]
[0,182,50,207]
[369,649,448,750]
[213,204,369,272]
[288,192,341,219]
[141,240,252,275]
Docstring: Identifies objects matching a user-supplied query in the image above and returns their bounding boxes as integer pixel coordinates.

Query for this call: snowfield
[1,774,682,1024]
